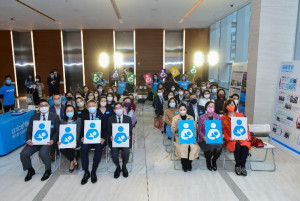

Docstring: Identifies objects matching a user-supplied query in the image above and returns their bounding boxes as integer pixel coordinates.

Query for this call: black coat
[187,103,205,120]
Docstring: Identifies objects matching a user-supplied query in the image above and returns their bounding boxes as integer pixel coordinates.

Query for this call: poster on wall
[229,62,248,114]
[270,61,300,155]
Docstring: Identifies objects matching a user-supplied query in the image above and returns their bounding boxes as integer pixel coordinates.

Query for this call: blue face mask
[88,107,97,114]
[99,75,103,79]
[182,77,186,81]
[6,79,11,84]
[154,76,158,80]
[66,112,74,118]
[169,102,176,108]
[121,78,124,81]
[98,88,103,92]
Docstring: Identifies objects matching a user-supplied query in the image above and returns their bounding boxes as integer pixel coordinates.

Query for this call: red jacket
[221,112,251,152]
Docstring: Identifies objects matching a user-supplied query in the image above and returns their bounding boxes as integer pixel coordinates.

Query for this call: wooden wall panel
[82,30,114,90]
[33,30,64,95]
[136,29,163,84]
[185,28,209,81]
[0,31,15,82]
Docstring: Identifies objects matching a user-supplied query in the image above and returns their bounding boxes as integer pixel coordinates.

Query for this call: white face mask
[40,106,49,114]
[77,102,84,108]
[234,99,239,105]
[107,97,113,102]
[171,88,175,91]
[179,91,184,96]
[100,102,107,107]
[53,100,61,106]
[158,92,163,97]
[168,96,173,99]
[94,93,98,97]
[204,94,210,99]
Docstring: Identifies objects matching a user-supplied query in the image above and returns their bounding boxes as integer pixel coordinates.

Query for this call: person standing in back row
[0,75,16,112]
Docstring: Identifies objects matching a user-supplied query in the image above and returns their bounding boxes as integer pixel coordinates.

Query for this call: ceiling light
[208,51,219,66]
[179,0,203,23]
[99,52,109,67]
[110,0,123,24]
[194,51,204,67]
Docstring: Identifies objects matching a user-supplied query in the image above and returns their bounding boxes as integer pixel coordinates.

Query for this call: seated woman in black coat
[214,88,226,115]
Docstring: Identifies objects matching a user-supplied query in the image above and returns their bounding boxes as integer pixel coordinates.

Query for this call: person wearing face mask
[195,87,201,100]
[96,72,107,88]
[200,82,206,93]
[182,94,190,106]
[93,90,100,105]
[106,93,116,112]
[82,86,89,98]
[148,73,164,103]
[230,93,245,115]
[171,103,200,172]
[199,90,212,107]
[65,91,75,107]
[85,91,95,103]
[175,87,185,104]
[210,84,218,100]
[172,74,194,90]
[187,94,205,122]
[75,97,88,118]
[0,75,16,112]
[221,99,251,176]
[80,100,107,185]
[75,91,82,99]
[206,81,211,89]
[117,75,127,97]
[20,99,60,182]
[188,87,193,94]
[123,97,137,126]
[111,85,120,101]
[57,105,81,173]
[47,71,56,97]
[128,93,136,112]
[50,94,65,119]
[215,89,226,114]
[98,96,113,128]
[164,98,178,139]
[53,69,61,95]
[170,85,178,96]
[197,101,222,171]
[96,85,105,97]
[35,75,44,97]
[107,102,133,179]
[25,74,35,94]
[155,89,165,118]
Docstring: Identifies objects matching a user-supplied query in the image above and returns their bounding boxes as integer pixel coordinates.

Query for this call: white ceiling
[0,0,250,30]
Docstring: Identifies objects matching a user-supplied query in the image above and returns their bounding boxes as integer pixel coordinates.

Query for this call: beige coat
[164,108,179,126]
[171,114,200,160]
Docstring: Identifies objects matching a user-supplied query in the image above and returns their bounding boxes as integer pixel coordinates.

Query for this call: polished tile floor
[1,102,300,201]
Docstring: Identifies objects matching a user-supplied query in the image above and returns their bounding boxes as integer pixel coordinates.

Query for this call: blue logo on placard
[34,123,49,141]
[233,120,246,136]
[114,126,128,144]
[180,123,193,140]
[207,123,221,140]
[86,123,99,140]
[61,127,74,144]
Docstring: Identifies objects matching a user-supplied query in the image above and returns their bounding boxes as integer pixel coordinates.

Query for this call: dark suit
[49,105,65,119]
[155,96,165,117]
[20,112,60,171]
[80,112,107,173]
[187,103,205,120]
[107,115,133,167]
[175,94,183,104]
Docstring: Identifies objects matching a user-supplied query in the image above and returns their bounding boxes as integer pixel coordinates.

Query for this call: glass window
[165,30,183,74]
[115,31,134,70]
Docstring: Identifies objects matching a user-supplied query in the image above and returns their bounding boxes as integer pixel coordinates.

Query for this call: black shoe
[114,166,121,179]
[235,166,242,175]
[41,169,51,181]
[206,159,212,171]
[25,168,35,182]
[91,172,97,183]
[212,159,217,171]
[74,162,79,170]
[69,168,74,173]
[122,165,129,178]
[81,172,90,185]
[241,167,247,176]
[187,160,192,171]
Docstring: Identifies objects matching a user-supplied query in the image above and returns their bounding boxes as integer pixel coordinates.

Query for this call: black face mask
[191,99,197,104]
[67,97,73,101]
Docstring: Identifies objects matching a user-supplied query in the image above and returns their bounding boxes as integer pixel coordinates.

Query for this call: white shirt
[55,106,61,117]
[116,115,123,123]
[90,113,96,120]
[40,112,49,121]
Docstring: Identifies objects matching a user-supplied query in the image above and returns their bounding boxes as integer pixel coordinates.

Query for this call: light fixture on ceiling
[179,0,203,23]
[110,0,124,24]
[15,0,56,22]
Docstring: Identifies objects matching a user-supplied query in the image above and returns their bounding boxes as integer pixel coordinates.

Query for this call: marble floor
[1,102,300,201]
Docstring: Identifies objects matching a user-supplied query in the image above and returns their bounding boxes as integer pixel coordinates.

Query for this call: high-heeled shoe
[74,162,79,170]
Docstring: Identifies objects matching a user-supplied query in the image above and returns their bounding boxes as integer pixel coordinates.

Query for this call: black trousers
[111,148,130,167]
[80,143,104,173]
[234,143,249,168]
[4,104,14,112]
[60,148,76,162]
[204,147,222,161]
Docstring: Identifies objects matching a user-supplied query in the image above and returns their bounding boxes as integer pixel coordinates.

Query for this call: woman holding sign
[197,101,222,171]
[221,99,251,176]
[57,105,81,173]
[171,103,200,172]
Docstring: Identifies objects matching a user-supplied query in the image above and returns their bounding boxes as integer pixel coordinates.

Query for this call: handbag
[154,116,162,129]
[251,137,264,148]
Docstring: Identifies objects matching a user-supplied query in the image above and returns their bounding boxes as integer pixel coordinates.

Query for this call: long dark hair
[63,105,78,121]
[123,97,133,113]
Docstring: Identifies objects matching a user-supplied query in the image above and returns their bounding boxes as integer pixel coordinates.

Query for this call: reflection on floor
[1,102,300,201]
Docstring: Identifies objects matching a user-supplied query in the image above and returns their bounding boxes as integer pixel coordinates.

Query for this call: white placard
[231,117,248,140]
[59,124,77,149]
[32,121,51,145]
[112,123,129,148]
[84,120,101,144]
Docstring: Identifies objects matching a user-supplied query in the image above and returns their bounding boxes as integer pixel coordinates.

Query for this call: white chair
[248,124,276,171]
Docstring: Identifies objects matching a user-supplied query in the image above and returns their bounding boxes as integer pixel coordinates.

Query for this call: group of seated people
[153,78,250,176]
[20,86,137,185]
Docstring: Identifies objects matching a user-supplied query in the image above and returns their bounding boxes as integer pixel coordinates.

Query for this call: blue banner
[178,120,196,144]
[0,110,34,155]
[205,120,223,144]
